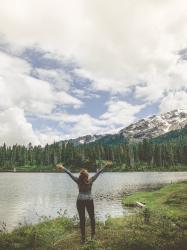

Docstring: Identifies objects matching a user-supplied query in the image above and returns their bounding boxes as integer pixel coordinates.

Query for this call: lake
[0,172,187,231]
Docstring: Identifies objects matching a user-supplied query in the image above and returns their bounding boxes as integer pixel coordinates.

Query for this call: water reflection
[0,172,187,231]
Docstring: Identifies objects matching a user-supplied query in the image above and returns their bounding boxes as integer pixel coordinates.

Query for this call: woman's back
[78,179,92,193]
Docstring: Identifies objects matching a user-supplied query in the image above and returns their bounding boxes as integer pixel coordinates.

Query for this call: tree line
[0,139,187,171]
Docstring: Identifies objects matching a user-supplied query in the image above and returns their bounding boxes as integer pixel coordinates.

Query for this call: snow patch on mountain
[119,109,187,141]
[64,134,107,145]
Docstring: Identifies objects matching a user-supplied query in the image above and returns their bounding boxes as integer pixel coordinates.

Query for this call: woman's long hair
[78,169,90,185]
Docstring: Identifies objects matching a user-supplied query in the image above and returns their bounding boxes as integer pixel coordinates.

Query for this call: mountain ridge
[60,109,187,145]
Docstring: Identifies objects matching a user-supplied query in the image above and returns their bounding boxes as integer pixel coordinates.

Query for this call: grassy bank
[0,182,187,250]
[123,181,187,221]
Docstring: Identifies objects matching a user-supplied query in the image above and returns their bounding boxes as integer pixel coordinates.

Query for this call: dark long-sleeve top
[63,166,106,200]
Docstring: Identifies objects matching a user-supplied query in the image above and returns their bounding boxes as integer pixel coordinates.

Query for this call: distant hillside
[95,133,127,145]
[151,125,187,145]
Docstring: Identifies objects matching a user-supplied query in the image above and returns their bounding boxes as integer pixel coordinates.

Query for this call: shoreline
[1,168,187,173]
[0,163,187,173]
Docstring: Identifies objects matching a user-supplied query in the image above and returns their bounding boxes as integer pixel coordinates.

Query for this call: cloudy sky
[0,0,187,146]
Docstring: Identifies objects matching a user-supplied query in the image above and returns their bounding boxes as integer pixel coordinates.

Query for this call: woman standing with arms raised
[56,162,112,244]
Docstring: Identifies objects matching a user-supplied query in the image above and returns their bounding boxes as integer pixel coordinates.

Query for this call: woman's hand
[56,163,64,171]
[106,161,113,168]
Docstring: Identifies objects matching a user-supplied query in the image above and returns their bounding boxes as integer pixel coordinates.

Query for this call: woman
[56,162,112,244]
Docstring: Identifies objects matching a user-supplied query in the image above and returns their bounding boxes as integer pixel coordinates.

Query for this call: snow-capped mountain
[119,109,187,141]
[63,134,107,145]
[61,109,187,145]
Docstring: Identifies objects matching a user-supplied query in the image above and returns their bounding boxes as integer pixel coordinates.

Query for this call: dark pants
[76,199,95,239]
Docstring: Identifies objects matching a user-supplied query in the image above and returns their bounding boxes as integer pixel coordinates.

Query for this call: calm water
[0,172,187,231]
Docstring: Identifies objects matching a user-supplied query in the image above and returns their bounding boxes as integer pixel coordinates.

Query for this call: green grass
[123,181,187,220]
[1,182,187,250]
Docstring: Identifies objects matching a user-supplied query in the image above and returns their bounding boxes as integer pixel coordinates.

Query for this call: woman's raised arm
[91,161,113,183]
[56,164,78,183]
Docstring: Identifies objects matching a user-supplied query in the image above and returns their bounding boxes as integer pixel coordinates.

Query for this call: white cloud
[72,0,187,99]
[74,68,131,94]
[0,107,39,146]
[36,113,107,138]
[35,68,71,91]
[135,83,165,103]
[0,51,82,115]
[70,85,100,99]
[60,114,107,138]
[0,50,83,145]
[0,0,187,101]
[36,128,65,146]
[55,91,82,109]
[101,100,145,127]
[0,107,67,146]
[159,91,187,113]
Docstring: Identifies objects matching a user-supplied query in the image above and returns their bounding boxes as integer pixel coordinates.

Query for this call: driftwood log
[136,201,146,208]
